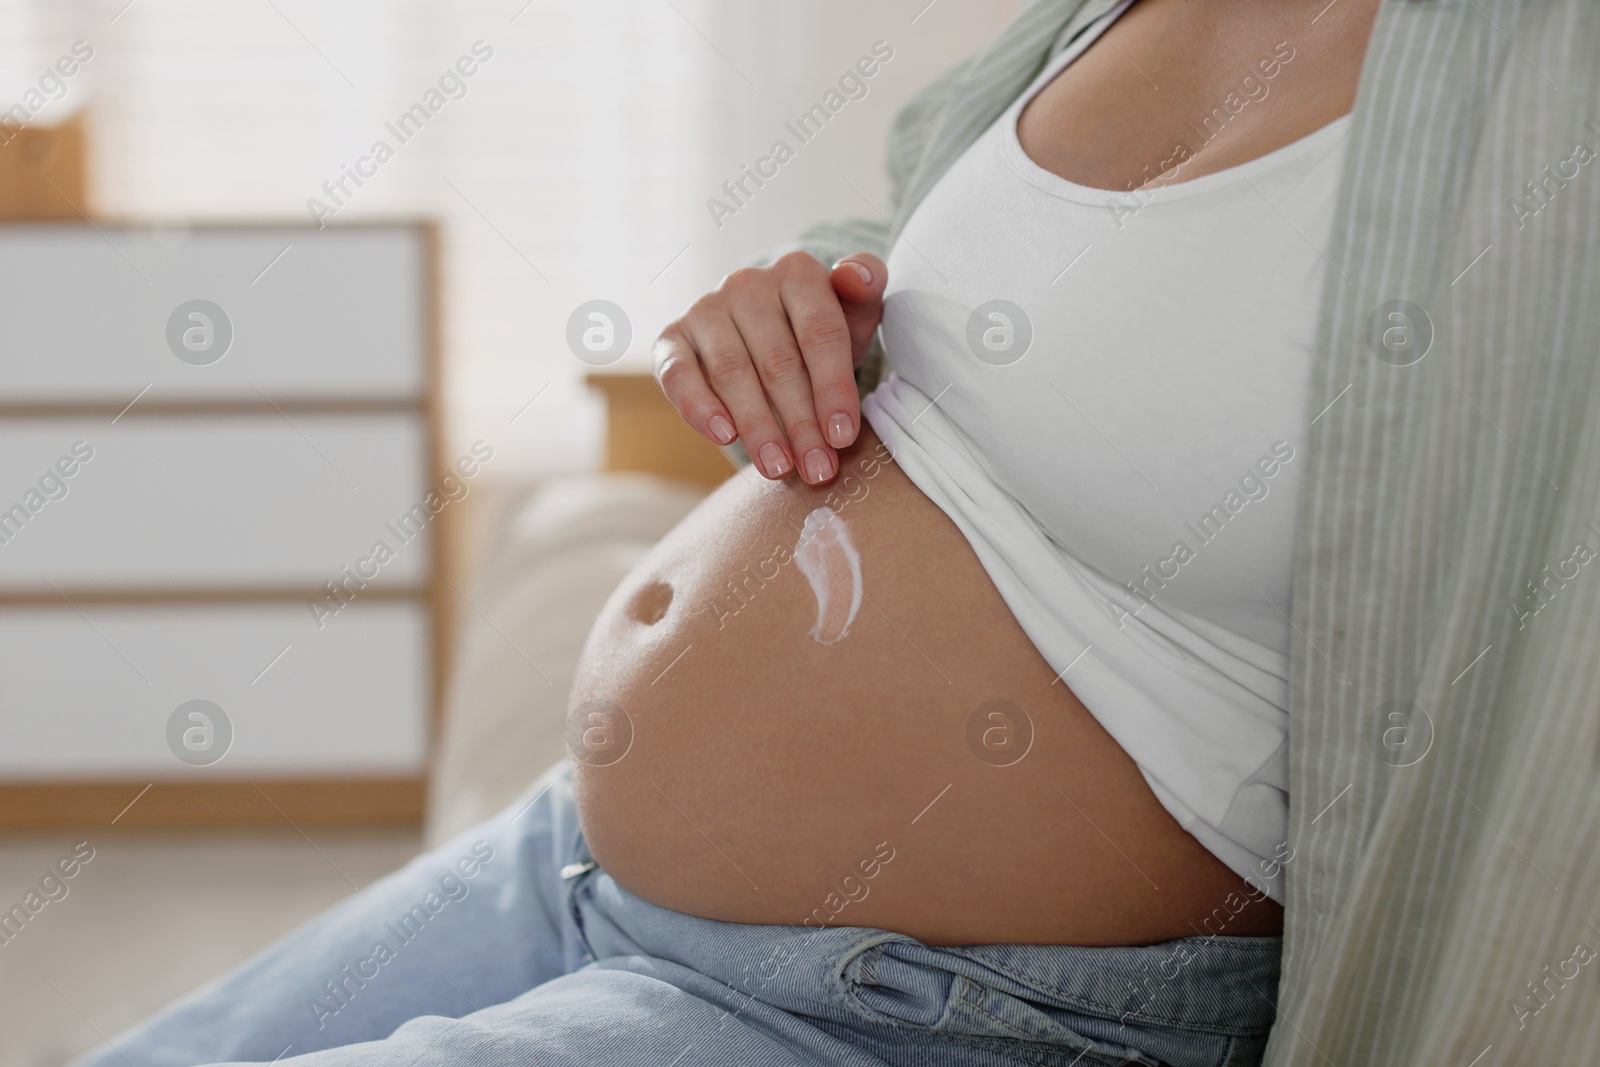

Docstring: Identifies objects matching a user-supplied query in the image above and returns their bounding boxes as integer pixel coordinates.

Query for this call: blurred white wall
[1,0,1022,479]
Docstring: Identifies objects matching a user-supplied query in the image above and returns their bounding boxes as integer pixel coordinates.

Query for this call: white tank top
[861,0,1350,902]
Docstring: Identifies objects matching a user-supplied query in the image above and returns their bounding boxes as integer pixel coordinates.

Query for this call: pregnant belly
[569,427,1280,946]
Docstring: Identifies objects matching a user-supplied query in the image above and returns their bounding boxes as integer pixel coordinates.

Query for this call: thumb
[830,253,887,366]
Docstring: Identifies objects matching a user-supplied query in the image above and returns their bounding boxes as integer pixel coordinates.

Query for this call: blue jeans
[73,762,1281,1067]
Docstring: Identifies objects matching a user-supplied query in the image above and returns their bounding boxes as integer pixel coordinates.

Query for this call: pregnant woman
[79,1,1408,1065]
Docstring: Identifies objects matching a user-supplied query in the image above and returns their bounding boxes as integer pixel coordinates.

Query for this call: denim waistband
[563,825,1280,1067]
[838,932,1281,1063]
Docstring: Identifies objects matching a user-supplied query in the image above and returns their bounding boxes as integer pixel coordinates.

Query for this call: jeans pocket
[841,940,1163,1067]
[941,975,1165,1067]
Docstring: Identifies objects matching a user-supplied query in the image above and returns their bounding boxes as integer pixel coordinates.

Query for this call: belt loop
[833,930,907,992]
[562,832,600,963]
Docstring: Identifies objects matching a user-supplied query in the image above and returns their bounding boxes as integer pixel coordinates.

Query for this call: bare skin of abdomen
[569,427,1280,947]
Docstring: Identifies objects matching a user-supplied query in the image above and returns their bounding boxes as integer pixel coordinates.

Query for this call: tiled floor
[0,827,422,1067]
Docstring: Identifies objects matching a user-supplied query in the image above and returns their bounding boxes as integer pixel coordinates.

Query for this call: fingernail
[827,412,854,448]
[840,261,872,285]
[803,448,833,484]
[707,414,735,445]
[758,442,791,479]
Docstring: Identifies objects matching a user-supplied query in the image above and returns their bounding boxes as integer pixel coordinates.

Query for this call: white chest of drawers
[0,222,447,827]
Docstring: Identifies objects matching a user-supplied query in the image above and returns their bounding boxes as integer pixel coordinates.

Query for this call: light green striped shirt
[785,1,1600,1061]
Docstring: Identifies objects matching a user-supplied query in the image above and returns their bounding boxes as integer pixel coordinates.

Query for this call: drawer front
[0,415,440,591]
[0,601,430,778]
[0,224,426,403]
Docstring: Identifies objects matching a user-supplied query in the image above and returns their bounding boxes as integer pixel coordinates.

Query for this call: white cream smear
[793,506,863,645]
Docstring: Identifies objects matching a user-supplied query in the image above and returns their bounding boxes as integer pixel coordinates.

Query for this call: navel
[627,579,674,625]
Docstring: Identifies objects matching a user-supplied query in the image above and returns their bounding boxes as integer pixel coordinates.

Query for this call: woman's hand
[652,251,887,485]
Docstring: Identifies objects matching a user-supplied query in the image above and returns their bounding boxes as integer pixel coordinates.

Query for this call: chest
[1017,0,1375,191]
[873,50,1352,649]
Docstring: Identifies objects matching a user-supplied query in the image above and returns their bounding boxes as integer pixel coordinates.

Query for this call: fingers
[652,250,886,485]
[733,286,837,484]
[652,326,736,447]
[778,268,859,454]
[830,252,888,368]
[681,307,795,480]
